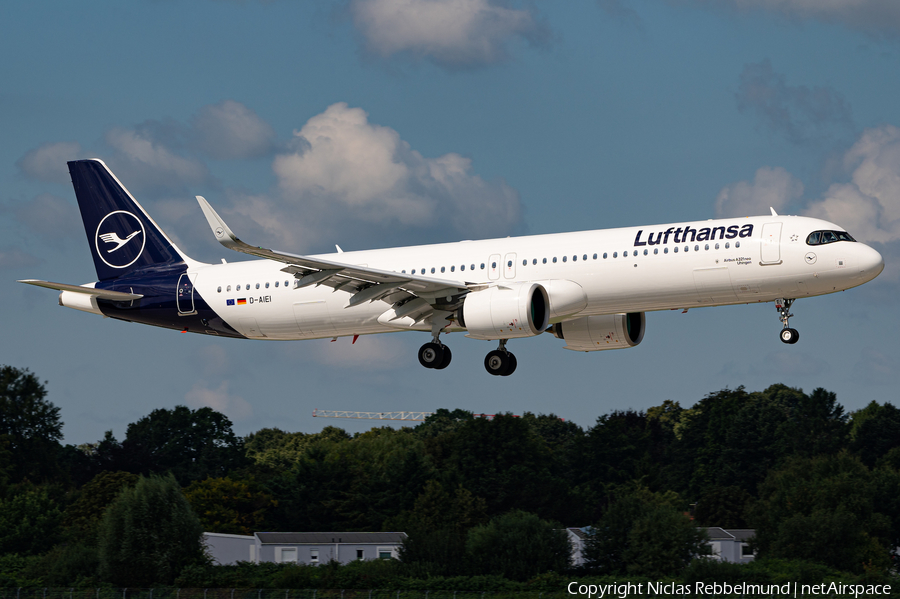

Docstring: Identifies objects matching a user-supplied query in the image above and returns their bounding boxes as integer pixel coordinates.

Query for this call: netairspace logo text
[567,582,893,598]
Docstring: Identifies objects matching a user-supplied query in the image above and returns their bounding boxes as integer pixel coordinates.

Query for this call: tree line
[1,364,899,588]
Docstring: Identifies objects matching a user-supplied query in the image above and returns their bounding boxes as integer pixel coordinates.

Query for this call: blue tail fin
[68,159,188,281]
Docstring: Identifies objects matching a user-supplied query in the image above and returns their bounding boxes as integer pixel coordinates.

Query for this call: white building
[702,528,755,563]
[203,532,407,566]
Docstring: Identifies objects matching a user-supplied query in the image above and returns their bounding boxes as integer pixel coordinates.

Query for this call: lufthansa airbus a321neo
[20,159,884,376]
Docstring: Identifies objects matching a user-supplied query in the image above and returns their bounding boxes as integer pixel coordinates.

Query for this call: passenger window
[440,266,445,273]
[275,281,279,287]
[695,245,699,251]
[285,281,289,287]
[553,257,558,263]
[421,269,426,274]
[480,263,485,269]
[613,252,618,258]
[653,248,658,255]
[266,282,270,288]
[256,283,260,289]
[451,266,455,272]
[522,259,526,266]
[217,286,222,293]
[584,254,588,261]
[643,249,648,256]
[227,285,231,292]
[431,267,435,273]
[725,242,730,249]
[491,262,497,269]
[461,265,465,271]
[471,264,475,270]
[593,253,597,260]
[562,256,567,262]
[508,260,512,267]
[736,241,741,248]
[603,253,608,259]
[704,244,709,250]
[674,247,679,253]
[533,259,537,265]
[715,243,719,249]
[664,247,668,254]
[542,258,547,264]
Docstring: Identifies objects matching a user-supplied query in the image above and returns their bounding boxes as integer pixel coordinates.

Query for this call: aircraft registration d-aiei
[20,160,884,376]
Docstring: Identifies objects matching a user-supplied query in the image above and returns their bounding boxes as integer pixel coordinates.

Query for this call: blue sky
[2,0,899,444]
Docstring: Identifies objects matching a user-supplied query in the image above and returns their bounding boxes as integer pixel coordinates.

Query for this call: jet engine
[548,312,645,351]
[458,282,550,340]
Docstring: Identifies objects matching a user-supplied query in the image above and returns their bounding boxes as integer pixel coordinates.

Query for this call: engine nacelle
[459,282,550,340]
[548,313,645,352]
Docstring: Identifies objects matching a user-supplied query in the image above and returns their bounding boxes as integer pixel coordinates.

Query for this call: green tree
[751,452,893,573]
[0,486,62,555]
[425,414,565,520]
[584,483,707,577]
[184,476,277,535]
[98,473,207,585]
[109,405,248,485]
[0,365,63,483]
[63,470,139,533]
[391,479,487,575]
[693,485,752,528]
[850,402,900,468]
[244,426,350,471]
[465,510,570,581]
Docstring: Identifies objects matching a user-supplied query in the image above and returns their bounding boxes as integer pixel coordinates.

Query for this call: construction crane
[312,409,434,421]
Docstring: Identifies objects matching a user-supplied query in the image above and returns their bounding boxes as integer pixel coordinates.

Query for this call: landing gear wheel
[484,350,511,376]
[484,349,516,376]
[418,342,445,369]
[434,345,452,369]
[503,353,517,376]
[780,328,799,344]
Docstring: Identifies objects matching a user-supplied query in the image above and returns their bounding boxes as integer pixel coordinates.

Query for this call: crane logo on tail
[95,211,146,269]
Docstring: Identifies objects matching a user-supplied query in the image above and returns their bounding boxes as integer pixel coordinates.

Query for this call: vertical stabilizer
[68,159,188,281]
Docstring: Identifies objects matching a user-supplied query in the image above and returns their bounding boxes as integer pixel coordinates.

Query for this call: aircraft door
[488,254,501,280]
[177,273,197,315]
[760,222,783,265]
[504,253,517,279]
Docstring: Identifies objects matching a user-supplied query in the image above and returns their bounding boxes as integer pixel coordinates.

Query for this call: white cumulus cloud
[190,100,277,160]
[805,125,900,243]
[17,142,86,185]
[255,102,521,249]
[104,127,210,193]
[715,166,804,218]
[349,0,548,68]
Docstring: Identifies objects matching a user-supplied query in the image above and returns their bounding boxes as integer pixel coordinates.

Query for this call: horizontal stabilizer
[18,279,143,301]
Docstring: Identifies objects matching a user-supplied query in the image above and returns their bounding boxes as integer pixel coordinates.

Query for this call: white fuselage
[186,215,883,341]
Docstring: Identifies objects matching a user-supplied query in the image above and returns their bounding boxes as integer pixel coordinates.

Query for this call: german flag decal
[237,298,247,305]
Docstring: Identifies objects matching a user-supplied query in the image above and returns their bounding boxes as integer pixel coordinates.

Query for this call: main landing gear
[776,298,799,344]
[484,339,517,377]
[418,341,452,369]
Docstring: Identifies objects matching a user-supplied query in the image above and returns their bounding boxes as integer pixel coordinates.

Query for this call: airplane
[20,159,884,376]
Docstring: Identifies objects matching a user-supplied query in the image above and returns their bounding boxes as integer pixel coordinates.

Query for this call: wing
[196,197,478,320]
[18,279,144,301]
[99,232,122,244]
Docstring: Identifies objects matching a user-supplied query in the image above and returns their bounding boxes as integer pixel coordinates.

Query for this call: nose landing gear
[776,298,799,344]
[484,339,517,376]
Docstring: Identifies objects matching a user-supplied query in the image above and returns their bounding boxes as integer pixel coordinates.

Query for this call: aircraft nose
[858,244,884,280]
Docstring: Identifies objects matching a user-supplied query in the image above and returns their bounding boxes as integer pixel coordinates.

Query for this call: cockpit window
[807,230,856,245]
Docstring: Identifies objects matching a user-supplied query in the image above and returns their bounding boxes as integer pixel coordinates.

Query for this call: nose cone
[858,244,884,282]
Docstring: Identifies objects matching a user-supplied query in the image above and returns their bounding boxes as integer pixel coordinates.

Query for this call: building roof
[702,527,735,540]
[256,532,407,545]
[567,527,589,540]
[724,529,755,541]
